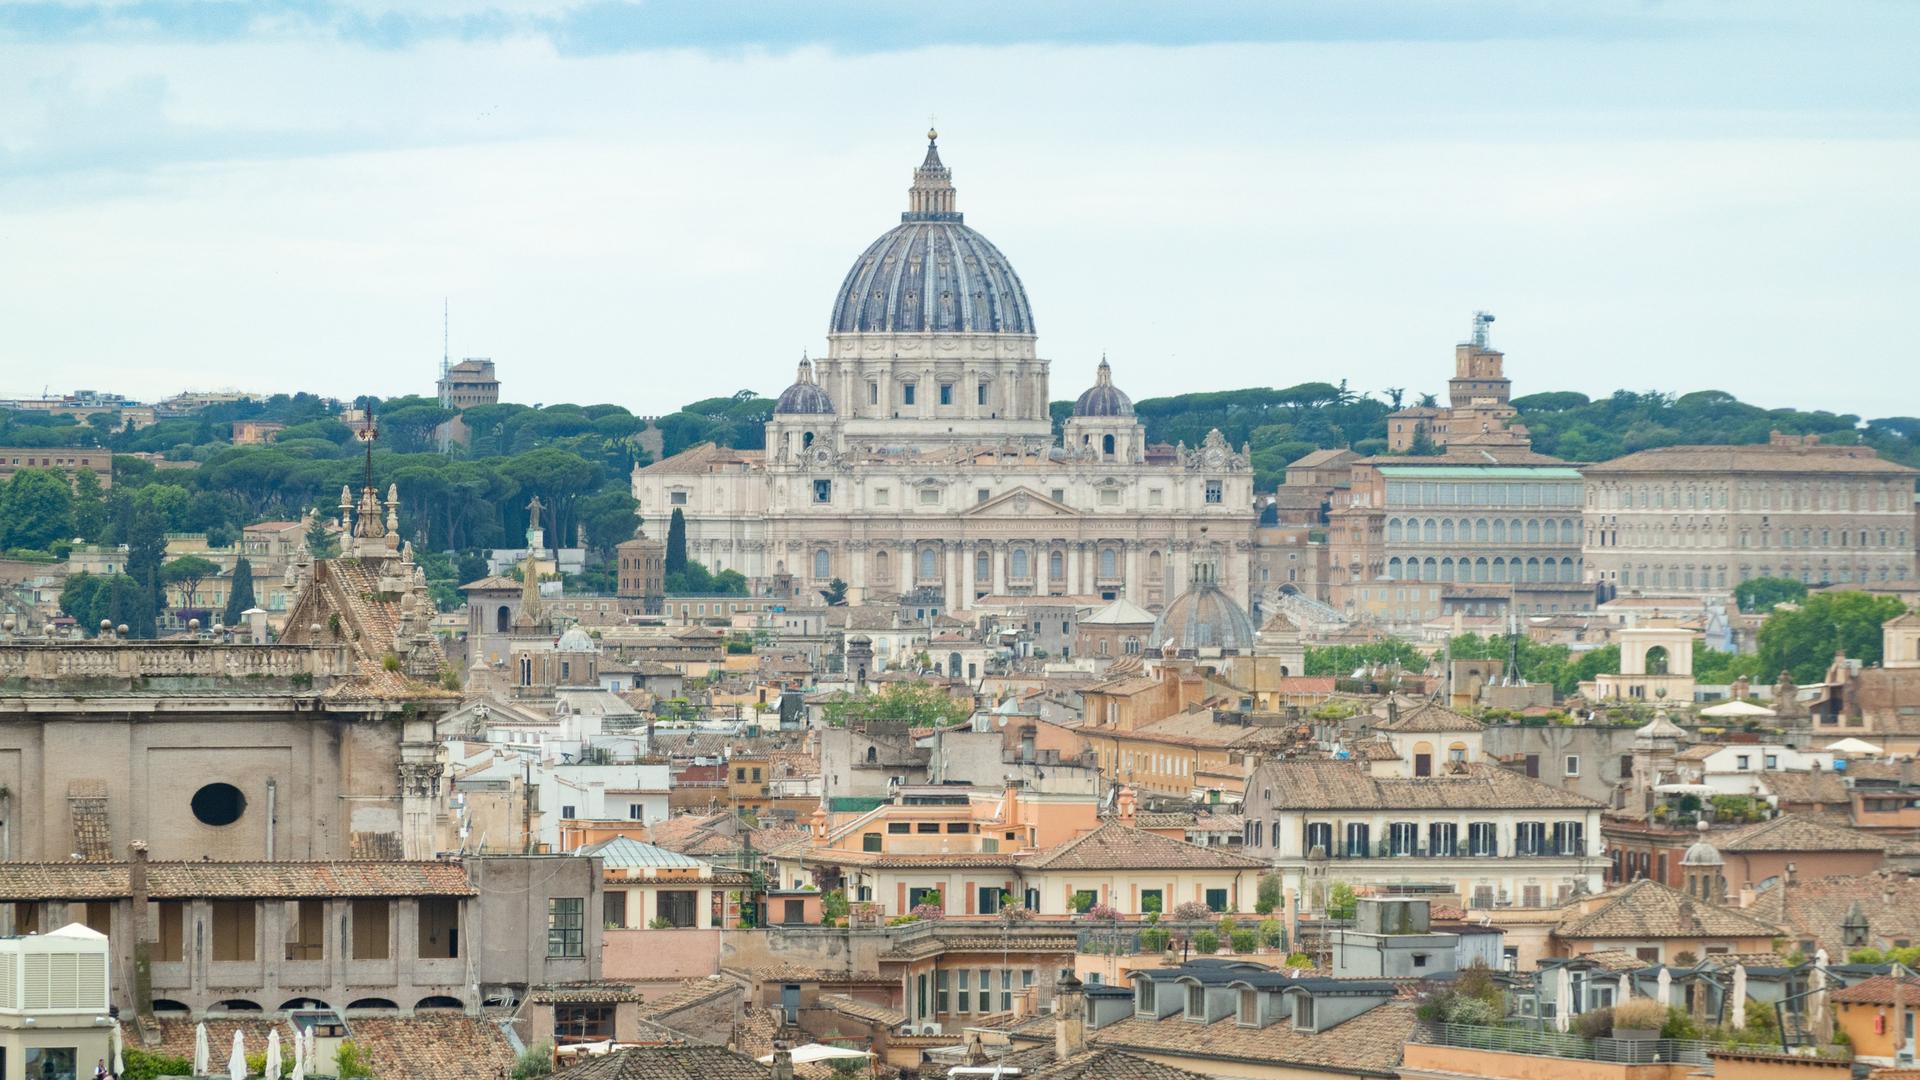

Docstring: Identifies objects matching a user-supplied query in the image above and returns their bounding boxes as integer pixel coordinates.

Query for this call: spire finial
[906,126,958,222]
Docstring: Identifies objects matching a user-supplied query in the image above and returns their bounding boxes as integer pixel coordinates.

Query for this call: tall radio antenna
[440,298,450,380]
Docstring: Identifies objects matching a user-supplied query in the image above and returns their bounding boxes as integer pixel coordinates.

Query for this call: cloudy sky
[2,1,1916,416]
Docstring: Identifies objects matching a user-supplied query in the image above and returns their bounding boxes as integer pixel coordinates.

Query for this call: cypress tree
[223,557,257,627]
[665,508,688,574]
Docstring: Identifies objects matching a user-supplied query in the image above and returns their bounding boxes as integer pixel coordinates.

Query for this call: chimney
[129,840,153,1018]
[1786,862,1797,886]
[1116,785,1136,828]
[769,1042,795,1080]
[1054,972,1087,1059]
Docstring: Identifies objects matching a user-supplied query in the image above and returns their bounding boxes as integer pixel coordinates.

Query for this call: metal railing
[1424,1023,1716,1068]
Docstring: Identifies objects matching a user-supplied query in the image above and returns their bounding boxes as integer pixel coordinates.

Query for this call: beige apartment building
[1581,432,1917,598]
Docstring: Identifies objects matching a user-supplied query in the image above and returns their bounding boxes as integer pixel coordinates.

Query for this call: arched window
[1542,518,1557,544]
[1423,557,1437,581]
[1440,558,1455,582]
[1475,518,1490,541]
[1424,518,1438,542]
[1100,547,1118,578]
[802,431,814,449]
[1525,557,1540,581]
[1646,645,1671,675]
[1010,548,1030,580]
[874,549,890,581]
[1147,550,1162,578]
[496,605,510,633]
[1050,549,1065,581]
[1474,557,1489,582]
[1526,519,1541,543]
[976,549,991,580]
[1491,557,1507,583]
[1388,518,1404,542]
[813,548,831,578]
[1387,557,1403,580]
[1491,519,1506,543]
[920,548,938,581]
[866,746,878,763]
[1441,519,1455,542]
[1102,433,1115,456]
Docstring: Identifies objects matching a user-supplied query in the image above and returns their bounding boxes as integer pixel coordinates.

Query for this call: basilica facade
[631,133,1255,611]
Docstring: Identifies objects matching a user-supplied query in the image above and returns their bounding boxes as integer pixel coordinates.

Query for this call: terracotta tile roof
[1085,1000,1417,1076]
[1759,771,1853,806]
[1715,814,1887,854]
[1251,760,1604,810]
[1747,871,1920,956]
[530,982,647,1004]
[1581,950,1652,972]
[998,1044,1213,1080]
[552,1045,770,1079]
[1021,821,1267,871]
[1829,974,1920,1004]
[1134,811,1199,830]
[1583,443,1917,477]
[148,1018,289,1063]
[1373,700,1483,734]
[815,993,907,1028]
[0,860,475,900]
[349,1017,518,1080]
[1554,880,1783,940]
[636,978,738,1020]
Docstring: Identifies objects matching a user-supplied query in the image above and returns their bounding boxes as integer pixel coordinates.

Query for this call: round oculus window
[191,783,247,827]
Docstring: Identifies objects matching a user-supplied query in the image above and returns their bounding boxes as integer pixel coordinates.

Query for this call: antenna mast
[440,298,450,380]
[1471,310,1495,348]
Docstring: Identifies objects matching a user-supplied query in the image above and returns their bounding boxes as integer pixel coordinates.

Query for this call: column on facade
[1124,543,1142,604]
[1170,546,1190,599]
[1036,542,1052,595]
[1064,542,1080,595]
[960,541,977,608]
[942,543,959,605]
[991,543,1008,595]
[900,543,916,596]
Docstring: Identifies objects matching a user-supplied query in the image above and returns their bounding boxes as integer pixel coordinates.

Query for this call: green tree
[0,468,74,551]
[1304,640,1426,677]
[58,571,113,634]
[665,508,688,573]
[223,556,257,625]
[162,555,222,613]
[577,487,640,555]
[1255,873,1282,915]
[1406,424,1439,456]
[1327,881,1358,920]
[69,467,107,540]
[1758,591,1910,684]
[820,577,848,606]
[1735,576,1808,614]
[500,447,601,544]
[306,514,339,559]
[122,506,167,637]
[818,682,972,728]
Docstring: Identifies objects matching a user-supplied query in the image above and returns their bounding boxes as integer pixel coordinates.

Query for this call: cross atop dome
[906,127,959,222]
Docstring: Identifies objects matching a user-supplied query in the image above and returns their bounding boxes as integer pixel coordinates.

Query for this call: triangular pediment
[961,486,1079,518]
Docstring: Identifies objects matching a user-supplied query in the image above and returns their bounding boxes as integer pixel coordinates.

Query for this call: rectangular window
[903,384,916,406]
[920,488,940,505]
[887,822,911,834]
[351,899,391,959]
[1205,480,1223,504]
[669,490,688,505]
[978,887,1001,915]
[628,804,646,820]
[915,822,940,834]
[604,891,628,929]
[419,896,460,958]
[978,488,991,504]
[939,383,953,405]
[944,822,969,833]
[25,1050,76,1079]
[547,897,585,958]
[909,887,941,911]
[1001,968,1013,1012]
[1051,488,1065,503]
[978,383,988,406]
[1565,755,1580,777]
[814,479,832,503]
[957,969,971,1013]
[211,900,257,962]
[862,833,883,852]
[936,969,950,1014]
[1139,888,1163,916]
[560,804,577,820]
[869,382,879,405]
[554,1004,614,1041]
[1205,888,1228,912]
[157,901,187,962]
[658,890,699,928]
[285,899,325,961]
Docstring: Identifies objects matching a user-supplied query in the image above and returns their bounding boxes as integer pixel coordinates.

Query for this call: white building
[1675,743,1836,796]
[631,132,1256,613]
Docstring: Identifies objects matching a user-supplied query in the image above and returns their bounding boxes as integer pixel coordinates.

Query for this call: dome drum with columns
[631,131,1256,615]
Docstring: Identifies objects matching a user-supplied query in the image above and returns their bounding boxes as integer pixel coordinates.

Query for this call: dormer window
[1136,981,1155,1013]
[1185,983,1205,1020]
[1237,987,1259,1026]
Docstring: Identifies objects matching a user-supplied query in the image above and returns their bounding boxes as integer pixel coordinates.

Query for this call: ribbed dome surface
[1073,358,1133,417]
[830,221,1034,336]
[556,626,597,653]
[774,359,835,415]
[1152,581,1258,654]
[1681,839,1723,867]
[828,134,1035,337]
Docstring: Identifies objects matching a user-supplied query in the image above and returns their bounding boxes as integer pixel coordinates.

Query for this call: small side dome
[774,357,835,415]
[1073,357,1134,417]
[556,626,598,653]
[1152,573,1257,655]
[1680,821,1722,867]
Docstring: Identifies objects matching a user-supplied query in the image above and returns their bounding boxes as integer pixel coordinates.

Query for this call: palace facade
[631,133,1256,611]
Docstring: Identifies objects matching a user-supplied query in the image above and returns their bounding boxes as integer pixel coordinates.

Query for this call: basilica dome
[828,133,1035,337]
[1073,358,1134,417]
[773,358,835,415]
[1152,576,1258,655]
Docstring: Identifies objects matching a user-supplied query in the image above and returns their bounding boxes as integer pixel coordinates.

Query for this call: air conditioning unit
[921,1023,943,1036]
[897,1025,915,1037]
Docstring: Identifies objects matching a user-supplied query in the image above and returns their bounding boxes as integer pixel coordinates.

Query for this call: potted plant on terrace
[1611,999,1667,1041]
